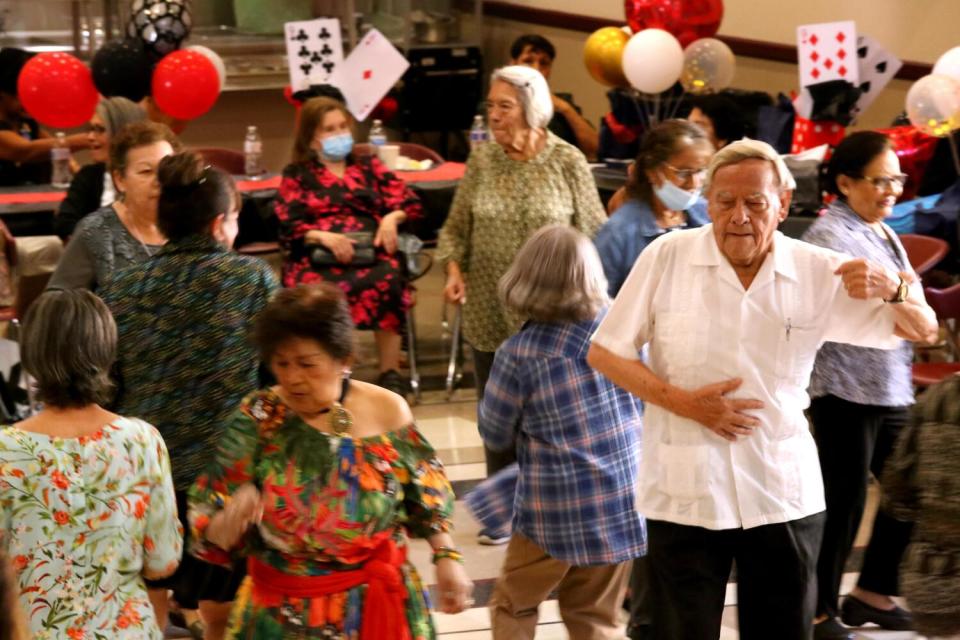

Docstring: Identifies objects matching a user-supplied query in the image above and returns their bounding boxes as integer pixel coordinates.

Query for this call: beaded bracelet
[432,546,464,564]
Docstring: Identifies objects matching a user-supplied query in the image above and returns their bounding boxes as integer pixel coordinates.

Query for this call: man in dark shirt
[0,47,88,186]
[510,34,599,159]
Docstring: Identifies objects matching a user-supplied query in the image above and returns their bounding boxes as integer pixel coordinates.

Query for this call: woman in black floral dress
[274,97,422,396]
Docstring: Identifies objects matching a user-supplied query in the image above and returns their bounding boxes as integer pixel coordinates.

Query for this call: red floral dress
[274,155,423,333]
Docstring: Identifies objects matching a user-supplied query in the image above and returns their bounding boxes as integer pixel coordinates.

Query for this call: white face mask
[653,174,701,211]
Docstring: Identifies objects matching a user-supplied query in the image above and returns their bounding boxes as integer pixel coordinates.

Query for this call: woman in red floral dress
[274,96,422,396]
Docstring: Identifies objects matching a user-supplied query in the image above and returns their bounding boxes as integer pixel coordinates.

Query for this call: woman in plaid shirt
[478,225,645,639]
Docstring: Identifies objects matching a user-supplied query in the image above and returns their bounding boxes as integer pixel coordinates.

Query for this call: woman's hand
[444,263,466,304]
[205,483,262,550]
[435,558,474,614]
[306,230,356,264]
[374,210,406,255]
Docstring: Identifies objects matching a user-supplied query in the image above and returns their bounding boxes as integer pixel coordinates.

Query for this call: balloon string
[633,91,649,130]
[948,131,960,177]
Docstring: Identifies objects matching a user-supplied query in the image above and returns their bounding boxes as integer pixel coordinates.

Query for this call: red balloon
[151,50,221,121]
[625,0,723,47]
[17,53,99,129]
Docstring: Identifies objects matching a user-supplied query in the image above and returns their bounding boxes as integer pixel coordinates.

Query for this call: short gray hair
[21,290,116,408]
[499,225,608,323]
[95,96,147,138]
[704,138,797,193]
[490,65,553,129]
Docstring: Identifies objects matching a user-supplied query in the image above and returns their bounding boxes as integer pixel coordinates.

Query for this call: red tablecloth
[0,162,467,206]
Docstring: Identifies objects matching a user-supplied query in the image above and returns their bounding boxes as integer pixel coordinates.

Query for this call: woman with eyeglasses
[55,97,147,240]
[594,119,714,297]
[802,131,922,639]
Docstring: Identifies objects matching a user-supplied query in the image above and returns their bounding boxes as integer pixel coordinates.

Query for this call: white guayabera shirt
[592,225,899,530]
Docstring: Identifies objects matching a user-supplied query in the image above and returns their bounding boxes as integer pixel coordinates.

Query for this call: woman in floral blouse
[188,284,472,639]
[273,97,423,397]
[0,289,181,639]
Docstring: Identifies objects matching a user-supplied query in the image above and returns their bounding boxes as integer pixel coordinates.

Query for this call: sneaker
[377,369,409,398]
[477,528,510,545]
[813,617,854,640]
[840,595,914,631]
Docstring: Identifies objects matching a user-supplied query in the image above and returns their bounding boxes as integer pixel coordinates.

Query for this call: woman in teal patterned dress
[188,284,473,639]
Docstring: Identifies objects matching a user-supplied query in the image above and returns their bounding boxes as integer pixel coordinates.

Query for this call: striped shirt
[478,313,646,566]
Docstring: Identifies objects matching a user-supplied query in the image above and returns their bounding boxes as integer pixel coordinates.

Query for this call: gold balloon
[584,27,630,88]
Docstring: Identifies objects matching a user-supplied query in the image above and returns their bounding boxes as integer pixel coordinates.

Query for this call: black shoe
[377,369,409,398]
[840,595,914,631]
[813,616,854,640]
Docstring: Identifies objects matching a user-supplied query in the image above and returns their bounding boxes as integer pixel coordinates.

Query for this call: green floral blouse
[0,418,182,640]
[436,132,606,352]
[188,389,455,640]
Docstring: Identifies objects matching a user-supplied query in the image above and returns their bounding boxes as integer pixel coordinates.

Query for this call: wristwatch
[886,276,908,304]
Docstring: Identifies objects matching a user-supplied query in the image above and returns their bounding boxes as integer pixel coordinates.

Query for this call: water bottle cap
[247,125,257,133]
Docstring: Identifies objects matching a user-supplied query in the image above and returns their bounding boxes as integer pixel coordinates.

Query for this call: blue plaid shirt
[478,313,646,566]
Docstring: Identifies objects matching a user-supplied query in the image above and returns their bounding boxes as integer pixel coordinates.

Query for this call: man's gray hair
[704,138,797,193]
[499,225,608,323]
[491,65,554,130]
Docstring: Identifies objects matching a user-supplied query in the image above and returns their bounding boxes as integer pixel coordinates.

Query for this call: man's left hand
[835,258,899,301]
[551,94,571,117]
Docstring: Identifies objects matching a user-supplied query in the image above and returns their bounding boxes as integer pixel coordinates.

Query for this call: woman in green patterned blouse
[436,65,606,495]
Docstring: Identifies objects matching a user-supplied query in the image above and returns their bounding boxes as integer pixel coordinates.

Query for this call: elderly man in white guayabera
[588,138,937,640]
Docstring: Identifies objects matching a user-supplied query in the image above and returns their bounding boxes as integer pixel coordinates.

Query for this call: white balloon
[621,29,684,94]
[933,46,960,83]
[186,44,226,90]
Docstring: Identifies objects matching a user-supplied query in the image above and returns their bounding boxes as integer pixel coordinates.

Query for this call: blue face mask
[320,133,354,161]
[653,174,701,211]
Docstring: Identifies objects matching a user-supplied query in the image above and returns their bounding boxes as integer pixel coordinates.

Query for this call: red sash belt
[247,539,410,640]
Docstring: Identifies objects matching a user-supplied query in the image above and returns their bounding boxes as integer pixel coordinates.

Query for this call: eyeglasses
[86,123,107,135]
[856,173,908,191]
[663,163,707,182]
[484,100,520,113]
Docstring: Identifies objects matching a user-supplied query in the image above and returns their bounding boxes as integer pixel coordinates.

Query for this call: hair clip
[196,164,212,186]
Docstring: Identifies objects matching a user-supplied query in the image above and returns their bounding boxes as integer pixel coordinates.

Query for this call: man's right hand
[444,267,466,304]
[307,230,356,264]
[679,378,764,441]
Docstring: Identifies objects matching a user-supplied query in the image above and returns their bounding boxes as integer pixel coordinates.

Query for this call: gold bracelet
[432,546,464,564]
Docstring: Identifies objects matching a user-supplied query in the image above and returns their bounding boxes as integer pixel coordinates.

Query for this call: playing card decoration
[284,18,343,93]
[796,21,858,89]
[851,35,902,119]
[328,29,410,122]
[806,79,862,126]
[791,116,845,155]
[126,0,192,62]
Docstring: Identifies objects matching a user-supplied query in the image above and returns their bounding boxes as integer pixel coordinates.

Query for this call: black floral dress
[274,155,423,333]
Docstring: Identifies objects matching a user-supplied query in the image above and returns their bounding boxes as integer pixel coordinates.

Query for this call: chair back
[899,234,949,277]
[353,142,445,165]
[194,147,246,175]
[925,283,960,360]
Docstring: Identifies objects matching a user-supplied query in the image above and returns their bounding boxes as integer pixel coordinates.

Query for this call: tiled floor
[353,257,922,639]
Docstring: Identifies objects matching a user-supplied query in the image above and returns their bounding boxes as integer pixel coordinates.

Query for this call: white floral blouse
[0,417,182,639]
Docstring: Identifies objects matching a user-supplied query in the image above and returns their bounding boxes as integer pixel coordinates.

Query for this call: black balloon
[126,0,192,62]
[92,38,152,101]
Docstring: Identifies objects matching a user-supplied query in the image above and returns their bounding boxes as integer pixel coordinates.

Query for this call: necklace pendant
[329,403,352,436]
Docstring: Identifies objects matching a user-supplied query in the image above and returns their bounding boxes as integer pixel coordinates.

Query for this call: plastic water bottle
[369,119,387,150]
[469,115,488,151]
[50,132,71,189]
[243,125,263,178]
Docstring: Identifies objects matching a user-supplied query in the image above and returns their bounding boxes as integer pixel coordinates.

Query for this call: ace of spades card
[329,29,410,122]
[797,21,859,89]
[851,34,903,119]
[284,18,343,92]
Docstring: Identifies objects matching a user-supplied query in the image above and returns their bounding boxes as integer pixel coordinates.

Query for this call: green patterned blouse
[436,132,606,352]
[101,235,279,490]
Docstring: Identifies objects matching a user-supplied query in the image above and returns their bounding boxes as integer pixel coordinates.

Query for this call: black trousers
[473,348,517,477]
[809,394,914,618]
[647,513,825,640]
[627,555,653,639]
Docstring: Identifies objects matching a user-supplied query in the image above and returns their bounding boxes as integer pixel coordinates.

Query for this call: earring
[342,368,352,378]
